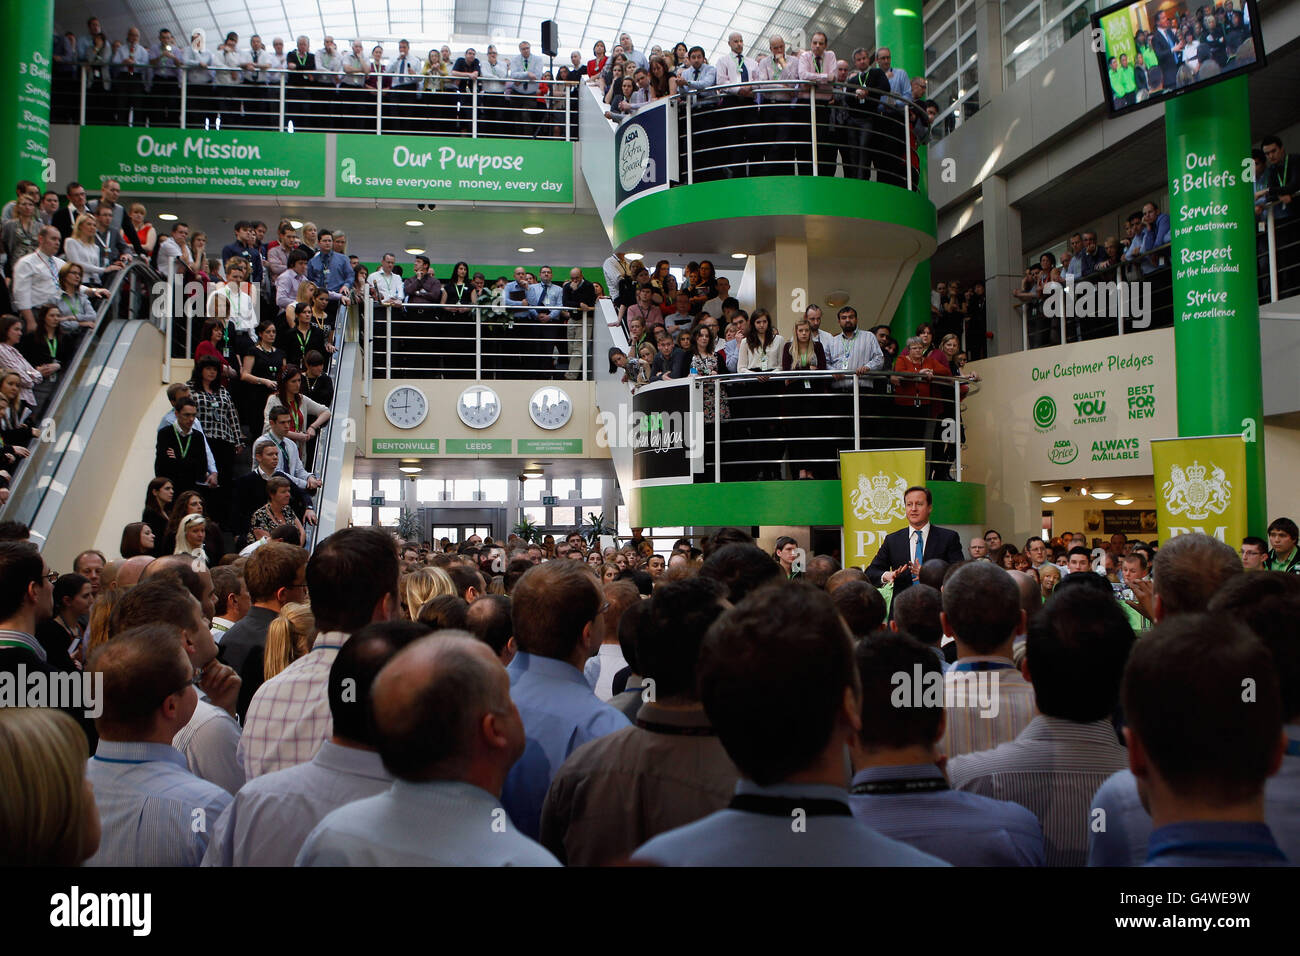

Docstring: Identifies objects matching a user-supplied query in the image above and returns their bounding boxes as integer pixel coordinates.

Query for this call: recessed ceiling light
[289,220,303,229]
[157,213,178,221]
[517,246,534,253]
[522,226,544,235]
[1040,495,1061,503]
[730,252,748,259]
[405,219,423,227]
[1091,491,1114,500]
[1114,498,1134,506]
[404,247,425,255]
[624,252,643,261]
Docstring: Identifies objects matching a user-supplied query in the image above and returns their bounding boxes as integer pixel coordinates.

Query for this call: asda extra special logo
[1048,439,1078,465]
[1033,396,1057,431]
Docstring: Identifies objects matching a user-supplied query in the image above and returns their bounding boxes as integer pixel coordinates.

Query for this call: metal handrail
[302,311,354,551]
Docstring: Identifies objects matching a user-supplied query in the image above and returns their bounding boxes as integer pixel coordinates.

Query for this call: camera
[415,202,437,212]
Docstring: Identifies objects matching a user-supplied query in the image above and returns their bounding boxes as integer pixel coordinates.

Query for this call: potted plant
[581,511,617,548]
[396,508,421,544]
[510,517,543,544]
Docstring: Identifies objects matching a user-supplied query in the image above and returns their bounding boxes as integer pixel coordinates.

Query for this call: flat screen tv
[1092,0,1267,116]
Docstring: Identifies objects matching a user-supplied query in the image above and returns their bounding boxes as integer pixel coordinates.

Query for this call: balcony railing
[632,368,973,483]
[1013,203,1300,350]
[65,66,579,140]
[606,79,928,189]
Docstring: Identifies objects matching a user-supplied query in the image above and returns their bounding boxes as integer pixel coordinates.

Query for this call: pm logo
[1162,461,1230,521]
[618,125,652,191]
[1033,395,1057,430]
[850,472,908,523]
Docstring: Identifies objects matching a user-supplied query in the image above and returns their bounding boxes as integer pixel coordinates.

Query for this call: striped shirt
[239,630,349,779]
[938,657,1037,758]
[84,740,233,866]
[848,763,1046,866]
[203,741,393,866]
[947,715,1129,867]
[296,779,560,866]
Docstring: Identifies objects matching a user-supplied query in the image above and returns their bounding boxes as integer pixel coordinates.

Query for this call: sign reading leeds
[79,127,326,194]
[336,134,573,202]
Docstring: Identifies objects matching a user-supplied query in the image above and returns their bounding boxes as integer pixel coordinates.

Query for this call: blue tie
[914,530,923,566]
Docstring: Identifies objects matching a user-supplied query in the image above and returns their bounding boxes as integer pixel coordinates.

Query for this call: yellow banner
[840,448,927,566]
[1150,435,1247,544]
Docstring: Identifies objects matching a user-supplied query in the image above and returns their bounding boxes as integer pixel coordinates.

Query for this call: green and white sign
[446,438,512,454]
[335,134,573,202]
[518,438,583,455]
[372,438,439,454]
[3,0,53,191]
[1165,77,1266,533]
[79,126,327,194]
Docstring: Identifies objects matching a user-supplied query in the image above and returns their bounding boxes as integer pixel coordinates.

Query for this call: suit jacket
[1150,27,1181,88]
[52,204,91,242]
[865,523,964,592]
[155,424,209,492]
[231,468,308,542]
[217,605,277,721]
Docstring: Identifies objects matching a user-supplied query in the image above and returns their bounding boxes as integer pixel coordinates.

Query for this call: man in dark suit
[231,438,312,543]
[51,182,91,242]
[865,485,964,594]
[1150,10,1184,90]
[155,399,215,495]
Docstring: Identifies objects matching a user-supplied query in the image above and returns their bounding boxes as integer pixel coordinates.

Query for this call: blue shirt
[306,249,354,297]
[85,739,233,867]
[297,779,560,866]
[631,779,950,866]
[203,741,393,866]
[1089,727,1300,866]
[525,279,565,321]
[848,763,1046,866]
[501,651,631,839]
[1124,214,1172,274]
[1145,821,1289,867]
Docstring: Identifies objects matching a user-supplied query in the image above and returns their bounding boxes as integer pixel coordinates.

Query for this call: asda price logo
[1048,439,1079,465]
[1033,395,1057,431]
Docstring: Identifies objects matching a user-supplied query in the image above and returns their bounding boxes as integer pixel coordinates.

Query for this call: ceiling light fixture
[289,220,303,229]
[1114,498,1134,505]
[398,464,422,474]
[404,247,425,255]
[730,252,748,259]
[517,246,534,253]
[624,252,643,261]
[522,226,545,235]
[157,213,178,221]
[1091,491,1114,500]
[1040,495,1061,503]
[404,219,423,227]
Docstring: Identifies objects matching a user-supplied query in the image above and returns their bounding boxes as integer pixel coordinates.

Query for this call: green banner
[3,0,53,191]
[446,438,512,454]
[78,126,326,194]
[335,134,573,202]
[1164,77,1266,534]
[372,438,439,454]
[518,438,583,455]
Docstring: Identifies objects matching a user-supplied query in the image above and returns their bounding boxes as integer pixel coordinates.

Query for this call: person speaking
[865,485,963,593]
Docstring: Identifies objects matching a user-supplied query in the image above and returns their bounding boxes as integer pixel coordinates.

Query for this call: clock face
[457,385,501,429]
[384,386,428,429]
[529,386,573,430]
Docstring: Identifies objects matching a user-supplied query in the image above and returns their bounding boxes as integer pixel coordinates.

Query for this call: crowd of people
[1,502,1297,867]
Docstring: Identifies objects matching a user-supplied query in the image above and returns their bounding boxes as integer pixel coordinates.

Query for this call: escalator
[3,259,361,569]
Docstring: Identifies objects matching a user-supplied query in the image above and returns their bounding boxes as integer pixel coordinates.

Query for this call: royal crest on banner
[840,449,926,565]
[1150,436,1248,544]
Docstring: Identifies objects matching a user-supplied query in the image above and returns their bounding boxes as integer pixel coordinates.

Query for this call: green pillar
[877,0,930,343]
[1164,75,1266,534]
[2,1,55,192]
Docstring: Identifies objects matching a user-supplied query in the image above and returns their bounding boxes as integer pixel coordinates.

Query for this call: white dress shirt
[737,335,785,371]
[172,697,245,795]
[368,269,406,303]
[12,250,65,310]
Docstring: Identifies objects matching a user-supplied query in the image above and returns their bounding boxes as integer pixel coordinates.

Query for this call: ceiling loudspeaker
[541,20,559,57]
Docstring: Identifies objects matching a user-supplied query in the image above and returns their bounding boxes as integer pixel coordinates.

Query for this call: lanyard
[1147,838,1286,863]
[635,717,718,736]
[289,400,304,432]
[951,660,1015,672]
[46,337,58,360]
[173,424,192,459]
[454,283,467,301]
[851,776,949,795]
[294,51,307,67]
[296,328,310,355]
[729,794,852,817]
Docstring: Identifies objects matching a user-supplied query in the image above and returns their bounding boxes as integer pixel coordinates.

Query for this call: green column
[877,0,930,344]
[1164,75,1266,534]
[2,1,55,192]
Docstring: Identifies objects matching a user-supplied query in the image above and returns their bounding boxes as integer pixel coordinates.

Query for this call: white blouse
[737,335,786,372]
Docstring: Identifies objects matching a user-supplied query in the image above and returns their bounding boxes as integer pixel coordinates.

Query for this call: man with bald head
[296,634,559,865]
[113,555,155,589]
[968,537,988,561]
[143,553,217,623]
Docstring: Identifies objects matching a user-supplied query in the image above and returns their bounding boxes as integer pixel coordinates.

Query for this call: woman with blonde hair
[402,565,455,621]
[263,601,316,681]
[62,213,108,284]
[83,587,122,661]
[173,512,208,568]
[0,708,100,865]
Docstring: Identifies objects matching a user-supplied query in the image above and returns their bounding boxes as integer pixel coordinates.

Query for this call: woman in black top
[141,476,172,556]
[35,573,91,673]
[240,321,283,441]
[444,261,474,376]
[20,305,74,414]
[166,490,227,569]
[282,295,328,368]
